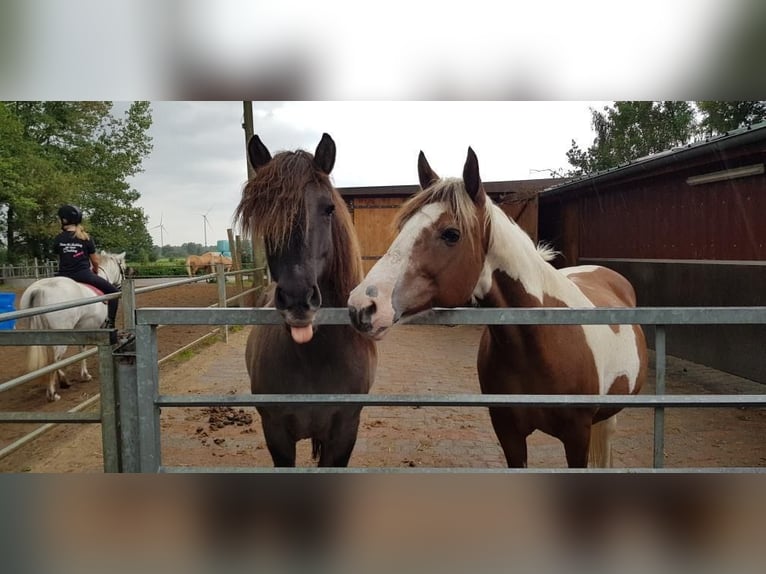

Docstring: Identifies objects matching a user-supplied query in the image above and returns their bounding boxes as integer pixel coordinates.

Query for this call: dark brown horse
[235,133,377,467]
[348,147,647,468]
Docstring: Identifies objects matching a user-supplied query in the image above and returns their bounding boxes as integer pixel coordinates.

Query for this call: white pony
[19,251,126,401]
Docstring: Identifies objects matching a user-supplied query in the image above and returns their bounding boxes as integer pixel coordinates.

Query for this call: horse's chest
[248,327,373,394]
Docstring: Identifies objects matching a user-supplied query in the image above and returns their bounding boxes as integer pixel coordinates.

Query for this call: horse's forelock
[236,150,329,248]
[395,177,484,244]
[235,149,362,299]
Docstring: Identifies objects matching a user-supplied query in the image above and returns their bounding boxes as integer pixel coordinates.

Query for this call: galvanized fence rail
[126,306,766,474]
[0,264,264,469]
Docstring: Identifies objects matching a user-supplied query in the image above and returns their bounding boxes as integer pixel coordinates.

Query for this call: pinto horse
[19,251,126,401]
[348,148,647,468]
[235,133,377,467]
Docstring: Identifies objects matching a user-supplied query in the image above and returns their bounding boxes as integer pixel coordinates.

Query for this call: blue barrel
[0,292,16,330]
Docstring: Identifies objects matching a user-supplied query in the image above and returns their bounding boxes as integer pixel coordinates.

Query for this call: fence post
[652,325,666,468]
[114,338,140,472]
[228,228,244,303]
[136,323,161,472]
[216,262,228,343]
[122,277,136,332]
[98,341,120,472]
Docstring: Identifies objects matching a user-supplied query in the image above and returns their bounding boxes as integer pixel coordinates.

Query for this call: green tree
[0,101,154,262]
[696,101,766,137]
[566,101,697,175]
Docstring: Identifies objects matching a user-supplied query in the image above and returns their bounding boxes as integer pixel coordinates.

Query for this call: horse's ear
[314,133,336,175]
[463,147,484,204]
[248,135,272,170]
[117,252,126,260]
[417,151,439,190]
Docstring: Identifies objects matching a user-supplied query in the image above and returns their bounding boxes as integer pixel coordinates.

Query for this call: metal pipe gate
[121,306,766,473]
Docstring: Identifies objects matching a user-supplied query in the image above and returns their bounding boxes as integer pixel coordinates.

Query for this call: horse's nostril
[309,284,321,309]
[362,302,376,324]
[349,302,376,332]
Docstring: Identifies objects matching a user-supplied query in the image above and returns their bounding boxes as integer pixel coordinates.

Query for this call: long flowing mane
[235,149,363,299]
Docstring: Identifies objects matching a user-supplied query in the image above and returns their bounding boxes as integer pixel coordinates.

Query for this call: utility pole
[243,101,256,179]
[242,101,268,287]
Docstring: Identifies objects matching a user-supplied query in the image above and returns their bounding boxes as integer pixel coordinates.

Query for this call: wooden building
[340,179,558,274]
[538,121,766,383]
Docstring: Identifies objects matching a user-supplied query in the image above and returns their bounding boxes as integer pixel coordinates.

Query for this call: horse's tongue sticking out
[290,325,313,344]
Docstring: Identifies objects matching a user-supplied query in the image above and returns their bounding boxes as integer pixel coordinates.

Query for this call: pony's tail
[589,415,617,468]
[26,310,52,384]
[27,343,51,380]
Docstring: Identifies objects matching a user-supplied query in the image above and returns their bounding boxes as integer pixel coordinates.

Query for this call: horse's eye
[324,204,335,217]
[441,228,461,245]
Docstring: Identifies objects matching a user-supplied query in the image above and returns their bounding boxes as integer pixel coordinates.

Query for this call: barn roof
[339,177,562,202]
[540,120,766,201]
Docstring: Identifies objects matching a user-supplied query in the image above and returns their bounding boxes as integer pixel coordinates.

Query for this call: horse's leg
[488,408,528,467]
[53,345,70,390]
[561,414,593,468]
[261,419,297,467]
[588,415,617,468]
[317,410,362,467]
[47,346,66,401]
[79,345,92,381]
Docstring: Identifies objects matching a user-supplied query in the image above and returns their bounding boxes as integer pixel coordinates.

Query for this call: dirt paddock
[1,282,765,472]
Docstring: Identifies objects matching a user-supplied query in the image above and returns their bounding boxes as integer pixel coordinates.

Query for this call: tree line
[565,101,766,176]
[0,101,154,264]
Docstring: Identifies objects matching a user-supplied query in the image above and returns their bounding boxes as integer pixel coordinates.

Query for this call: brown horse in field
[185,252,233,276]
[348,147,647,468]
[235,133,377,467]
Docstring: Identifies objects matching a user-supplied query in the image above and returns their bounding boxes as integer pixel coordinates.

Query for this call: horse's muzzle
[348,303,375,333]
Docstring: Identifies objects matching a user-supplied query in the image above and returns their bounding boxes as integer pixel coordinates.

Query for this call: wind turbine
[151,214,168,256]
[202,207,214,250]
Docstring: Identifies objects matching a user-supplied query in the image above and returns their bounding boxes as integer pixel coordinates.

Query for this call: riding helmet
[58,204,82,225]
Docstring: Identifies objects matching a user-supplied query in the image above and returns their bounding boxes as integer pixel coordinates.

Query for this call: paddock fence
[1,268,765,473]
[0,264,265,467]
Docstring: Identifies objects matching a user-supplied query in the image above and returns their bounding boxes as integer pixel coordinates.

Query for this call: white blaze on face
[349,203,447,333]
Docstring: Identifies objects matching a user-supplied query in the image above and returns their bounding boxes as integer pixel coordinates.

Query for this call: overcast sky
[129,101,607,247]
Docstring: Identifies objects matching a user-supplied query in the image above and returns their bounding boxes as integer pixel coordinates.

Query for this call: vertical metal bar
[136,323,161,472]
[122,277,136,332]
[217,262,228,343]
[114,341,140,472]
[98,341,119,473]
[653,325,667,468]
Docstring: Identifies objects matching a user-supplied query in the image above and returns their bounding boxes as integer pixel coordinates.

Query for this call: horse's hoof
[82,375,93,382]
[47,393,61,402]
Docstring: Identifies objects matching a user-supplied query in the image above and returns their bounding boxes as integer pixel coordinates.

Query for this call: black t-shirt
[53,231,96,274]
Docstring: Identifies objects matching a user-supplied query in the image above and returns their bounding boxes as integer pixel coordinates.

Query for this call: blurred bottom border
[2,474,764,574]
